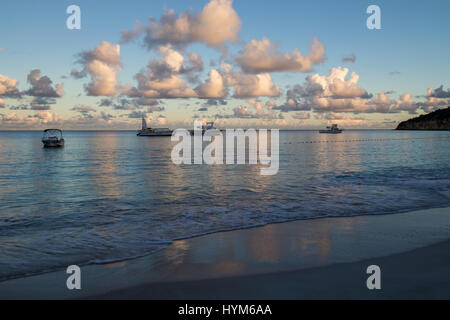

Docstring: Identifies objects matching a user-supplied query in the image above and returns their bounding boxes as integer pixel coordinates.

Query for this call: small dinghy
[42,129,65,148]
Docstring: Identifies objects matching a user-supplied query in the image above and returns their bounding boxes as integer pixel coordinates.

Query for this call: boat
[42,129,65,148]
[137,116,173,136]
[189,122,220,136]
[319,124,343,134]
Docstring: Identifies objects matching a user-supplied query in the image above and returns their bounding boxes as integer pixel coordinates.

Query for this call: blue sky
[1,0,449,129]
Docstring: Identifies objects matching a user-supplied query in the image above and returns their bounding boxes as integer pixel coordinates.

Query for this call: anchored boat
[42,129,65,148]
[189,122,220,136]
[137,116,173,137]
[319,124,343,134]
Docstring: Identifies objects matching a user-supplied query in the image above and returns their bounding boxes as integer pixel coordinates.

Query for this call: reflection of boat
[189,122,220,136]
[137,116,173,137]
[319,124,343,134]
[42,129,65,148]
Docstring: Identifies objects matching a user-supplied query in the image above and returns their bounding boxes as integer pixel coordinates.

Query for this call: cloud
[134,97,160,106]
[121,0,241,49]
[428,85,450,98]
[98,98,113,107]
[100,112,115,121]
[112,98,139,110]
[71,105,97,115]
[236,37,325,73]
[415,87,450,113]
[315,112,367,127]
[275,67,383,113]
[205,98,227,106]
[9,105,29,110]
[370,91,395,113]
[232,105,256,118]
[75,41,122,96]
[308,67,369,99]
[221,99,280,119]
[34,111,61,123]
[391,93,418,114]
[30,105,51,111]
[25,69,64,98]
[292,112,311,120]
[341,53,356,64]
[0,74,21,98]
[196,69,226,98]
[128,110,147,119]
[124,45,206,99]
[70,69,86,79]
[223,67,281,98]
[27,96,58,111]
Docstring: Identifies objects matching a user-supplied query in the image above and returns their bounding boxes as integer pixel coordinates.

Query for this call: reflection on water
[0,130,450,280]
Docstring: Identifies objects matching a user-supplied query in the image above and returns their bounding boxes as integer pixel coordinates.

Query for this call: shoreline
[1,206,450,299]
[92,238,450,300]
[1,204,448,284]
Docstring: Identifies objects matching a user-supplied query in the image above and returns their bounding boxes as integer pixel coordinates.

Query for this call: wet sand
[93,238,450,300]
[1,207,450,299]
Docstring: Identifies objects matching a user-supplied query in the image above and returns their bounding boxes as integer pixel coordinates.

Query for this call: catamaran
[319,124,343,134]
[137,116,173,137]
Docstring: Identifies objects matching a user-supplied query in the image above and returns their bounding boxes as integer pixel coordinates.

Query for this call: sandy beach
[93,239,450,300]
[1,206,450,300]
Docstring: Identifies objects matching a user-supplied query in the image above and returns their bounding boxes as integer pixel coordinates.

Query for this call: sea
[1,130,450,280]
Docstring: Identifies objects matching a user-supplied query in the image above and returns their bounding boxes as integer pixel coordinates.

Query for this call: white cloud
[224,70,281,98]
[0,74,19,96]
[122,0,241,49]
[307,67,368,98]
[392,93,417,114]
[196,69,226,98]
[76,41,122,96]
[236,37,325,73]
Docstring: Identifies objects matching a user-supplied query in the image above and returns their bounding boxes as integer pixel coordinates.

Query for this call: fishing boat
[319,124,343,134]
[137,116,173,137]
[42,129,65,148]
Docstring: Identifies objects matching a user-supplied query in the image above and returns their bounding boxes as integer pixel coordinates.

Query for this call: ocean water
[0,130,450,280]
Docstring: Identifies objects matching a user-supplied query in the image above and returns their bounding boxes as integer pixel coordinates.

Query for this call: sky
[1,0,449,130]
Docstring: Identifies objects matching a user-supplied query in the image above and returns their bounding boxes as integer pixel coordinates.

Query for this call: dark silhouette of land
[397,106,450,130]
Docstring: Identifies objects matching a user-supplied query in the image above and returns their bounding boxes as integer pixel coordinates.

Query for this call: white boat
[319,124,343,134]
[189,122,220,136]
[42,129,65,148]
[137,117,173,137]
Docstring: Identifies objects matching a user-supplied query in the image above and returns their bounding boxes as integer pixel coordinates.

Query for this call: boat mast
[141,116,147,130]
